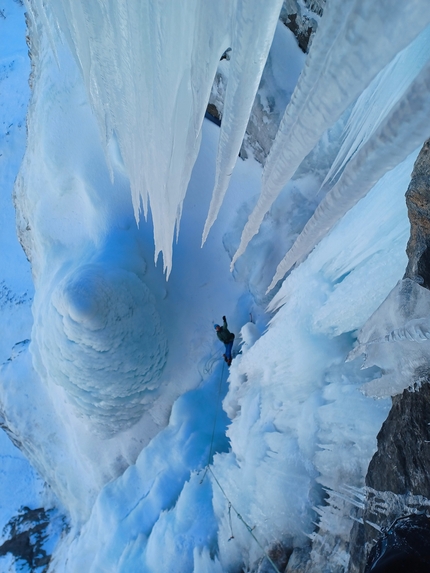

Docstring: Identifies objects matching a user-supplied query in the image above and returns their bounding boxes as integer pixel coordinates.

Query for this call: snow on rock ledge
[33,263,167,436]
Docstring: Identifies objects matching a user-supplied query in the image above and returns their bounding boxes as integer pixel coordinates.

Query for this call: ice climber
[214,316,235,366]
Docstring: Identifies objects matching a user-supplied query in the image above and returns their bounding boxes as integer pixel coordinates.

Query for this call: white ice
[232,0,430,269]
[1,1,429,573]
[349,279,430,398]
[201,0,283,244]
[323,23,430,187]
[267,59,430,289]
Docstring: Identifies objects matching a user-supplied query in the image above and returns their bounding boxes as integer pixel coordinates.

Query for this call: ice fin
[266,59,430,291]
[355,280,430,397]
[232,0,430,269]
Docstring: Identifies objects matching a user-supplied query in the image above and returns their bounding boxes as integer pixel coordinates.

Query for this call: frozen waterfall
[3,1,430,572]
[232,0,430,272]
[26,0,430,282]
[28,0,285,277]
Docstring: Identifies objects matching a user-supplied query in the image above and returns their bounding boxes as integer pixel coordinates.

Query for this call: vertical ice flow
[30,0,286,275]
[323,24,430,187]
[231,0,430,269]
[31,0,231,276]
[267,60,430,291]
[201,0,283,245]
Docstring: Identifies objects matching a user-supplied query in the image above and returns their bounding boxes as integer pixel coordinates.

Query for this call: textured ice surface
[323,23,430,187]
[350,279,430,398]
[232,0,430,268]
[48,368,230,573]
[33,263,167,435]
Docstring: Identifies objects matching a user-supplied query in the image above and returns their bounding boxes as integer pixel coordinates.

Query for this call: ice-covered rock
[280,0,325,53]
[350,279,430,398]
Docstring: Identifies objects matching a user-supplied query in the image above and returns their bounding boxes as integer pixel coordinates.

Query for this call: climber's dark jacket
[216,318,235,344]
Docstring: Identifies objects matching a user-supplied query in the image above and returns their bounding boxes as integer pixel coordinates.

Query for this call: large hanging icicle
[322,24,430,188]
[266,60,430,291]
[231,0,430,269]
[28,0,284,276]
[201,0,283,245]
[322,26,430,186]
[28,0,230,276]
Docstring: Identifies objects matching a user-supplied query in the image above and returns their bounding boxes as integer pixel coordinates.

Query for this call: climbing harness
[200,359,282,573]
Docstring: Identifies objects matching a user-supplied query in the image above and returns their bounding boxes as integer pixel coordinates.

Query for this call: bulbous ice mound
[34,264,168,436]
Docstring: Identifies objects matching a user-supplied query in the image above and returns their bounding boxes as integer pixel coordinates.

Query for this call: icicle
[266,60,430,291]
[323,23,430,187]
[32,0,231,277]
[231,0,430,269]
[201,0,283,245]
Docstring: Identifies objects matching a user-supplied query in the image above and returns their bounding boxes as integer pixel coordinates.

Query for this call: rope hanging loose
[207,466,282,573]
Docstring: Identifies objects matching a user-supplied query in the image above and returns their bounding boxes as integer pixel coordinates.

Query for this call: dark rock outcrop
[280,0,325,53]
[404,139,430,289]
[348,382,430,573]
[366,382,430,497]
[0,506,67,572]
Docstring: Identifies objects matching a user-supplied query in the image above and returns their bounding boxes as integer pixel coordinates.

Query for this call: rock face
[0,507,66,572]
[348,140,430,573]
[280,0,325,53]
[404,139,430,289]
[348,382,430,573]
[366,383,430,497]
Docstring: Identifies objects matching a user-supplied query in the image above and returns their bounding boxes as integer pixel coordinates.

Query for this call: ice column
[232,0,430,268]
[267,60,430,290]
[201,0,283,245]
[33,264,168,435]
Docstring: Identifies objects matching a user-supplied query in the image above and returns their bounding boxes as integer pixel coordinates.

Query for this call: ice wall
[47,142,414,573]
[267,51,430,289]
[323,24,430,187]
[7,1,430,571]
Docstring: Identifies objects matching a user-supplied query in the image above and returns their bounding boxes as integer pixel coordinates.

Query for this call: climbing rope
[228,502,234,541]
[200,360,225,484]
[207,465,282,573]
[200,359,282,573]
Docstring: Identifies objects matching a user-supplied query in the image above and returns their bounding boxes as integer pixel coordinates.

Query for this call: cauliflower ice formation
[33,263,167,436]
